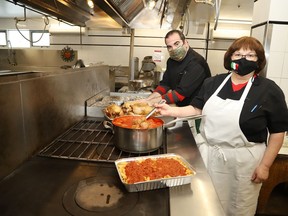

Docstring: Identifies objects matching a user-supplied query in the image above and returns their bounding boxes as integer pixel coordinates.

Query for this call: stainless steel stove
[38,117,167,162]
[0,117,169,216]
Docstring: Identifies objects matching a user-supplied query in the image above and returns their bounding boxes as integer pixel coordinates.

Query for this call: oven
[0,117,225,216]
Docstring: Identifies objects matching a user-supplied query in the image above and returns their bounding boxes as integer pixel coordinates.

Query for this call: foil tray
[115,153,196,192]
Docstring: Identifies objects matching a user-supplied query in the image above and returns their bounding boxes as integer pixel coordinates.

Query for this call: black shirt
[158,47,211,106]
[191,73,288,143]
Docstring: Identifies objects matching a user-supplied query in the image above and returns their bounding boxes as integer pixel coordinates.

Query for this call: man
[144,29,211,107]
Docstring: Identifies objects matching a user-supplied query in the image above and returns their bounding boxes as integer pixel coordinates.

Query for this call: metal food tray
[115,153,196,192]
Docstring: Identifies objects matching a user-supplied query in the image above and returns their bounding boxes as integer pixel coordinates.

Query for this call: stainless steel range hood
[94,0,193,29]
[127,0,192,29]
[13,0,145,28]
[12,0,198,29]
[93,0,145,28]
[15,0,93,27]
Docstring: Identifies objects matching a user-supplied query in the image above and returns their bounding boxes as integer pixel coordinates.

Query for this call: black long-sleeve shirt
[191,73,288,143]
[154,47,211,107]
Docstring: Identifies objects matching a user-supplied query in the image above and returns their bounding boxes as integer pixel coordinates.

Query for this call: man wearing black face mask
[143,29,211,107]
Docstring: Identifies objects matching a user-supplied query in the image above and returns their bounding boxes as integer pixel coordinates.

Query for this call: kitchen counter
[0,66,104,83]
[167,122,225,216]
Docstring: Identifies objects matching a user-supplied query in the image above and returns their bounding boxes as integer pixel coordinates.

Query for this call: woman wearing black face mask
[155,36,288,216]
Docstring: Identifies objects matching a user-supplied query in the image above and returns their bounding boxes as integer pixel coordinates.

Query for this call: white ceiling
[0,0,254,27]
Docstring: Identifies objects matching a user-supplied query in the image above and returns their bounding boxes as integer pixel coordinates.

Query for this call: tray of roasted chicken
[103,101,159,120]
[115,153,196,192]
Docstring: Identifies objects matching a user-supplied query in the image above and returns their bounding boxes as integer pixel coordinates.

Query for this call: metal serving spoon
[145,99,166,119]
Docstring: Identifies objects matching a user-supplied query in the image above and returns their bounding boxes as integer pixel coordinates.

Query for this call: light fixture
[87,0,94,9]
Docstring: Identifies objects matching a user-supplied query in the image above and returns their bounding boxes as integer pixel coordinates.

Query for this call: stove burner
[75,182,123,210]
[63,177,139,216]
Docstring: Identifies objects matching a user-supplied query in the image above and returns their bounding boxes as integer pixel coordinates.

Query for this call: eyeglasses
[232,53,257,61]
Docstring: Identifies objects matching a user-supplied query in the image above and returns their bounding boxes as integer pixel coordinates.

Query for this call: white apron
[199,73,266,216]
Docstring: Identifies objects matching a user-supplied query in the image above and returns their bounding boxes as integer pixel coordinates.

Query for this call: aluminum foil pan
[115,153,196,192]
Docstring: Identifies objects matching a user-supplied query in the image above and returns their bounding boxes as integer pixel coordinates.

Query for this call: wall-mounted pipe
[129,28,135,81]
[213,0,221,30]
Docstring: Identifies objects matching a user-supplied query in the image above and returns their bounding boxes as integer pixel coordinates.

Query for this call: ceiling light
[87,0,94,9]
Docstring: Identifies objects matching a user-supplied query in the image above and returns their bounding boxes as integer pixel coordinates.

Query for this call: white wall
[266,24,288,101]
[0,18,233,76]
[252,0,288,105]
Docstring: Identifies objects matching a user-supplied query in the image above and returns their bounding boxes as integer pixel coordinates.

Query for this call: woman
[155,36,288,216]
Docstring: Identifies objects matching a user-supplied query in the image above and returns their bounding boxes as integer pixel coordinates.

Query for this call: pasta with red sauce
[119,157,194,184]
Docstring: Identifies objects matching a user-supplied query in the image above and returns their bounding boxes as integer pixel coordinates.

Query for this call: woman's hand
[154,103,174,116]
[251,132,285,184]
[154,104,201,118]
[251,164,269,184]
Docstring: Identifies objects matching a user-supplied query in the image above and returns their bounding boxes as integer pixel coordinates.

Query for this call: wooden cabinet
[257,154,288,214]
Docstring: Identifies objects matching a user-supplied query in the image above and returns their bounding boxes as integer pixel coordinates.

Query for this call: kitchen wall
[49,22,234,77]
[251,0,288,104]
[0,49,77,70]
[0,18,233,76]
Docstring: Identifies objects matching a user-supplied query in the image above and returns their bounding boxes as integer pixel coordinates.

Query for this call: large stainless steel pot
[104,116,164,153]
[103,115,204,153]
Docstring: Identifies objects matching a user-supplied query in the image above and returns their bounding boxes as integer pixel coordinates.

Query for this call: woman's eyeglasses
[232,53,257,61]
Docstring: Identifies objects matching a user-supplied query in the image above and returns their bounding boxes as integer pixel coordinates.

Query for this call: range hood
[13,0,205,30]
[15,0,93,27]
[93,0,193,29]
[12,0,145,28]
[93,0,145,28]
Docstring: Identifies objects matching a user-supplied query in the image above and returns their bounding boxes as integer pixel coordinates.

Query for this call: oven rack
[38,118,166,163]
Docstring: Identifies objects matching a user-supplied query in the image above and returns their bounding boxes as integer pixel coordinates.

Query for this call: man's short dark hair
[165,30,186,42]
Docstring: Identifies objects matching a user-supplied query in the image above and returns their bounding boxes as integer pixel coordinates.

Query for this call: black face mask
[230,58,258,76]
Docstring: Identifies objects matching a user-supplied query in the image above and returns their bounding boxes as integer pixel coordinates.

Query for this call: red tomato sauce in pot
[112,116,163,129]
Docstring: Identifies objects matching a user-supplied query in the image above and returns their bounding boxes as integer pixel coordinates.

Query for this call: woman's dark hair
[165,29,186,42]
[223,36,266,74]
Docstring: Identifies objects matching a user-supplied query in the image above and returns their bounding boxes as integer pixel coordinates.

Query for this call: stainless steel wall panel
[0,82,26,179]
[0,66,109,180]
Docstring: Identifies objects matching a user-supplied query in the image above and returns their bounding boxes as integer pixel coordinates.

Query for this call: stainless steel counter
[167,123,225,216]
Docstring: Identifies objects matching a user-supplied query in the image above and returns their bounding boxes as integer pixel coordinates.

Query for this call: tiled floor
[256,183,288,216]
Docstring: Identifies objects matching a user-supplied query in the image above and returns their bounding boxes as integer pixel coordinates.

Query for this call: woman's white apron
[198,73,266,216]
